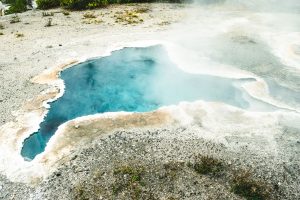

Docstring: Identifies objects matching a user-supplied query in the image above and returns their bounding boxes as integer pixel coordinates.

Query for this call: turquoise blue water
[21,45,256,160]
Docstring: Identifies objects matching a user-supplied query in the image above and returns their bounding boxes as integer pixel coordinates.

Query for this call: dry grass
[163,161,184,180]
[189,155,224,175]
[82,18,103,24]
[42,11,54,17]
[135,7,151,14]
[114,10,144,25]
[83,12,97,19]
[62,11,70,16]
[112,164,145,199]
[82,12,102,24]
[45,18,53,27]
[69,156,275,200]
[10,15,21,24]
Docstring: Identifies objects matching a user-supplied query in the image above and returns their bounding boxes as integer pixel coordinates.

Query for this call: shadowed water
[21,45,273,160]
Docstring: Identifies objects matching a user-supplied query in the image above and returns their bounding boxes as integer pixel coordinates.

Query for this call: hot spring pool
[21,45,273,160]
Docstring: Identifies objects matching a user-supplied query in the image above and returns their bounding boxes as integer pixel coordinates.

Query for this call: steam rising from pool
[21,45,276,160]
[21,0,300,160]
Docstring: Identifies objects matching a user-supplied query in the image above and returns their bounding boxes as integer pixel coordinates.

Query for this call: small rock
[55,172,61,177]
[71,155,78,161]
[75,125,80,129]
[278,182,282,186]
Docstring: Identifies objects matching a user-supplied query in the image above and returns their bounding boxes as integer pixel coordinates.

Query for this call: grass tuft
[42,11,54,17]
[45,18,53,27]
[114,10,144,25]
[231,171,271,200]
[135,7,150,13]
[62,11,70,16]
[10,15,21,24]
[15,32,24,37]
[83,12,97,18]
[191,155,224,175]
[112,164,145,199]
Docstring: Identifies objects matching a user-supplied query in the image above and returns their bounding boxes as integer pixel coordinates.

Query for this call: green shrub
[61,0,108,10]
[5,0,27,14]
[61,0,185,10]
[37,0,60,9]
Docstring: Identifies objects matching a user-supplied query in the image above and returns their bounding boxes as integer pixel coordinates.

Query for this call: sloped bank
[24,124,300,199]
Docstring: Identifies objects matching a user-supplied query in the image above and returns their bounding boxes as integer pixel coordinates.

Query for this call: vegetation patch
[114,9,144,25]
[42,11,54,16]
[72,182,104,200]
[82,18,103,24]
[15,32,24,37]
[112,164,145,199]
[83,11,97,18]
[45,18,53,27]
[0,32,4,35]
[62,11,70,15]
[61,0,108,10]
[189,155,224,175]
[82,12,103,24]
[82,19,103,24]
[0,23,5,30]
[68,154,276,200]
[8,0,184,12]
[37,0,60,9]
[134,7,150,13]
[10,15,21,24]
[163,161,184,180]
[158,20,171,26]
[5,0,27,14]
[231,171,271,200]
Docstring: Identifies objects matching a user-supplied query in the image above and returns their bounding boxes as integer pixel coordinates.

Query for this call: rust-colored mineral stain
[23,90,59,111]
[32,60,78,84]
[41,110,174,165]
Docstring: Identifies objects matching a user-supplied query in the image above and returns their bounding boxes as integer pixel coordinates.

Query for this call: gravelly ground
[1,125,299,199]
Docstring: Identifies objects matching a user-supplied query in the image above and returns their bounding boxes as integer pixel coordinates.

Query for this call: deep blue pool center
[21,45,258,160]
